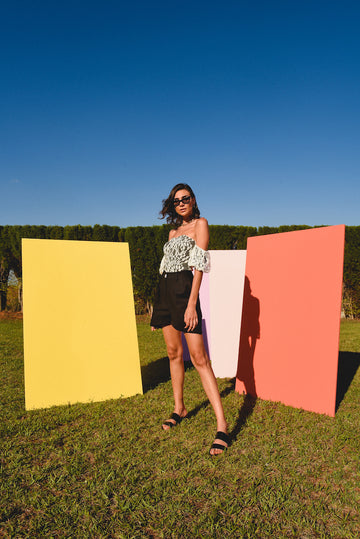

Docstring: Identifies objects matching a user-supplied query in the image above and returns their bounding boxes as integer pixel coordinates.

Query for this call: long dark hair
[160,183,200,227]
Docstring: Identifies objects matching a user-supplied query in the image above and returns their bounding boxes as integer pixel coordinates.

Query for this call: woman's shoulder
[195,217,208,226]
[168,228,177,240]
[195,217,209,232]
[194,217,209,249]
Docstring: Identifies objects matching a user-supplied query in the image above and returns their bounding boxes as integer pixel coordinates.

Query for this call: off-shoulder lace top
[159,235,210,275]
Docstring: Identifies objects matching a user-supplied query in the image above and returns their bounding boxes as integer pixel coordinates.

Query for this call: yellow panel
[22,239,142,410]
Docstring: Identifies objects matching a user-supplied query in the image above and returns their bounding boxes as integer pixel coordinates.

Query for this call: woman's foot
[162,409,188,430]
[209,431,229,456]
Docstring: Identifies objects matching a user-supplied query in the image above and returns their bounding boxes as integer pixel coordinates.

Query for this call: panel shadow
[186,377,235,421]
[141,356,193,393]
[141,357,170,392]
[142,320,210,393]
[236,276,260,397]
[335,351,360,411]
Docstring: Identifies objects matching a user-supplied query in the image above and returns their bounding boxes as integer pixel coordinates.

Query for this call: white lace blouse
[159,235,211,275]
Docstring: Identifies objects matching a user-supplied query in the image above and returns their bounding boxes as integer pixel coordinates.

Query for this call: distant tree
[278,225,312,233]
[48,226,64,239]
[63,225,91,240]
[0,226,23,309]
[209,225,236,249]
[257,226,279,236]
[125,227,160,314]
[92,224,121,242]
[233,226,258,250]
[0,227,9,310]
[92,224,108,242]
[343,227,360,318]
[118,228,126,242]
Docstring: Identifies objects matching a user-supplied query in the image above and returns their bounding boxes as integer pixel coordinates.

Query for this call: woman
[151,183,229,455]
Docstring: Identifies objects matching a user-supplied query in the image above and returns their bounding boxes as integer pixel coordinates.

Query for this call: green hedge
[1,224,359,317]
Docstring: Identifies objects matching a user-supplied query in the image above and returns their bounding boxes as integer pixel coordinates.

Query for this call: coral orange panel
[235,225,345,416]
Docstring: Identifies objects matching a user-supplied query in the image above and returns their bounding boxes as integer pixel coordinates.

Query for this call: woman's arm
[184,218,209,331]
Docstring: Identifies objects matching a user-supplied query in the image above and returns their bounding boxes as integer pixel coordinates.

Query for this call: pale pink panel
[236,225,345,417]
[209,251,247,378]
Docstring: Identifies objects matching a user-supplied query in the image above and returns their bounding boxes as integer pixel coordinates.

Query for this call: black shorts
[150,271,202,334]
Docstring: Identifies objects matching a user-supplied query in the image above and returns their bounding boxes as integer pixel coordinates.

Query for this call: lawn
[0,318,359,538]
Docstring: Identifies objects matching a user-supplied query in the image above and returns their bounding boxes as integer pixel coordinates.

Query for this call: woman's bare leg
[185,333,228,454]
[162,325,188,429]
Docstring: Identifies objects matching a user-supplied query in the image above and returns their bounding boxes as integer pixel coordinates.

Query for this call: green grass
[1,318,359,538]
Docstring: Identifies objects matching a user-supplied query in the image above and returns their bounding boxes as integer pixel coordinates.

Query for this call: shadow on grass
[141,363,256,445]
[184,377,256,447]
[335,351,360,411]
[141,357,170,392]
[185,377,236,421]
[141,357,194,392]
[229,393,257,445]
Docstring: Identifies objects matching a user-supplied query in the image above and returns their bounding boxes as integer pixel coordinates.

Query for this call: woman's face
[173,189,194,221]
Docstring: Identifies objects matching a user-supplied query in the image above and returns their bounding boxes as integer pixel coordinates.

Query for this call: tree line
[1,224,359,318]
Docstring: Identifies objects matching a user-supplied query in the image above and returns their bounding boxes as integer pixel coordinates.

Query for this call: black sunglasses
[173,195,192,207]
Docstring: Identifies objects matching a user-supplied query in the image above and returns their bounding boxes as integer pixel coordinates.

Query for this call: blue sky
[1,0,359,227]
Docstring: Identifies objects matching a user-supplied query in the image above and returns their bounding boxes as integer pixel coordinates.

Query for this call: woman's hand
[184,304,198,332]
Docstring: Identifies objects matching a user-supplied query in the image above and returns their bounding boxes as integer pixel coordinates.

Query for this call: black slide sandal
[209,431,229,455]
[162,412,186,429]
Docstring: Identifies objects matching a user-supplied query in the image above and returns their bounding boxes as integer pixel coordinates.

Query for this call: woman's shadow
[230,276,260,443]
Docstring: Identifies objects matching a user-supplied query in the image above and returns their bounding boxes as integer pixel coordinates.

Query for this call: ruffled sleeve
[159,256,165,275]
[188,244,211,273]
